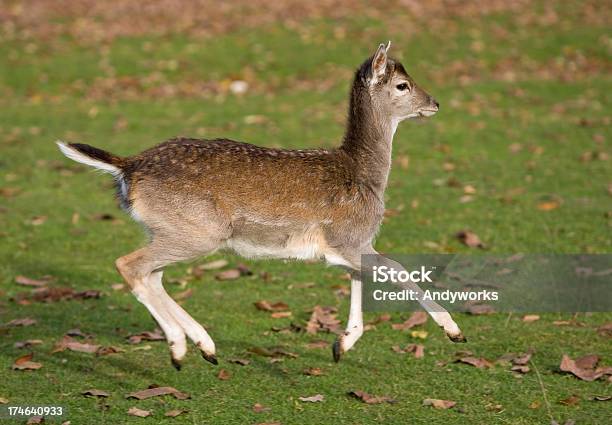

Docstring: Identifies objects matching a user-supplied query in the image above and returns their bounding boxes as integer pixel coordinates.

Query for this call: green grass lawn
[1,1,611,424]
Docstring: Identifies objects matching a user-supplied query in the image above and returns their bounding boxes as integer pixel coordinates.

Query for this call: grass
[1,1,611,424]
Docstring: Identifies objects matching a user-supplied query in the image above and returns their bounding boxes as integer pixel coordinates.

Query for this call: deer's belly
[224,224,328,261]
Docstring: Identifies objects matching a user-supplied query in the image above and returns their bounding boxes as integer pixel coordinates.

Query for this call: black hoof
[202,352,218,365]
[171,357,182,371]
[448,333,467,343]
[332,339,343,363]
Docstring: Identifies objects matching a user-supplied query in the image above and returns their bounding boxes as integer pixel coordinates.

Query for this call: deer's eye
[396,83,409,91]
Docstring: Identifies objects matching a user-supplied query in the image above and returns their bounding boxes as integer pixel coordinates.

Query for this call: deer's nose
[434,99,440,109]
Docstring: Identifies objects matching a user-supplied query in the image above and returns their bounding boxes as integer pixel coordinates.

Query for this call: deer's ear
[369,42,389,85]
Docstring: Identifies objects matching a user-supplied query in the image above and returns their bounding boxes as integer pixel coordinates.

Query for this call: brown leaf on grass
[559,395,580,406]
[96,346,125,356]
[81,389,110,398]
[14,339,43,349]
[511,365,530,373]
[127,407,151,417]
[52,336,100,354]
[537,200,560,211]
[466,304,496,315]
[522,314,540,322]
[559,354,612,381]
[298,394,324,403]
[348,390,396,404]
[248,346,298,359]
[392,344,425,359]
[591,395,611,401]
[306,306,341,334]
[270,311,292,319]
[391,311,427,330]
[456,230,485,248]
[512,352,533,366]
[26,416,44,424]
[456,356,494,369]
[15,275,54,287]
[215,269,241,281]
[422,398,457,409]
[303,367,323,376]
[217,369,231,380]
[6,317,37,327]
[575,354,599,370]
[199,259,229,270]
[252,403,270,413]
[254,300,289,312]
[29,215,47,226]
[164,409,187,417]
[12,353,42,370]
[597,322,612,337]
[305,340,329,349]
[127,386,190,400]
[127,329,165,344]
[228,358,250,366]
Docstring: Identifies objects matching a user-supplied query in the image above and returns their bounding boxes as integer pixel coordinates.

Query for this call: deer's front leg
[333,277,363,362]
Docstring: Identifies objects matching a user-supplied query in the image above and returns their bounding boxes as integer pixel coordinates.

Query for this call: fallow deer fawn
[58,42,465,369]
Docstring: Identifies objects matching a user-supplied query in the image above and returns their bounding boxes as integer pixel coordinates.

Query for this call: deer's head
[358,42,439,128]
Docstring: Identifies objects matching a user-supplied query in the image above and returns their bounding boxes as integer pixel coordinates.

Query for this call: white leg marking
[340,278,364,352]
[149,271,216,355]
[132,279,187,361]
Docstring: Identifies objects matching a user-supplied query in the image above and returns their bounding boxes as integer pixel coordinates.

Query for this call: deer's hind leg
[116,236,221,369]
[116,247,188,369]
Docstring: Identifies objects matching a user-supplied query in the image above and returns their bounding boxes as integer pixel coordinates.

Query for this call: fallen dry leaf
[81,389,110,398]
[522,314,540,322]
[15,275,53,287]
[392,343,425,358]
[216,269,241,281]
[127,407,151,418]
[252,403,270,413]
[349,390,396,404]
[228,358,251,366]
[559,395,580,406]
[303,367,323,376]
[306,305,341,334]
[127,329,165,344]
[6,317,37,327]
[52,336,100,354]
[270,311,292,319]
[298,394,324,403]
[14,339,43,349]
[254,300,289,312]
[591,395,611,401]
[559,354,612,381]
[391,311,428,330]
[410,330,428,339]
[164,409,187,417]
[456,230,485,248]
[422,398,457,409]
[12,353,42,371]
[217,369,231,380]
[127,386,190,400]
[456,356,493,369]
[199,259,229,270]
[26,416,44,424]
[596,322,612,337]
[537,200,560,211]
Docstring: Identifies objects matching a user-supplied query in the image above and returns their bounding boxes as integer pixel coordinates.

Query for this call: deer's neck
[340,89,395,196]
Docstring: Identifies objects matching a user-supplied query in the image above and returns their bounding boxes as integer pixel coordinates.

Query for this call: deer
[57,42,465,370]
